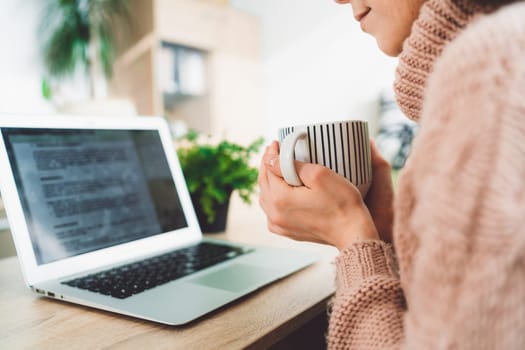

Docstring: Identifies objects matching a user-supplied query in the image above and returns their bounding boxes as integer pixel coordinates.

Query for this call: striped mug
[278,120,372,197]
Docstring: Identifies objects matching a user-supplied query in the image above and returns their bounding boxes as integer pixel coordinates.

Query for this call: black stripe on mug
[340,123,347,180]
[332,124,339,174]
[364,122,371,182]
[326,124,332,169]
[320,125,326,167]
[361,123,368,184]
[307,126,313,163]
[346,123,352,183]
[351,123,358,185]
[357,124,363,185]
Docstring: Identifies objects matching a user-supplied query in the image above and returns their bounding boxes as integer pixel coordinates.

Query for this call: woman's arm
[328,241,405,349]
[258,140,405,348]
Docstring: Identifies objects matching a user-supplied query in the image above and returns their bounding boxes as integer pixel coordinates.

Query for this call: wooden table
[0,197,338,349]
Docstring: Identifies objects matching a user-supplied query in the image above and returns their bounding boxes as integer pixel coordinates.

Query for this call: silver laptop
[0,115,316,325]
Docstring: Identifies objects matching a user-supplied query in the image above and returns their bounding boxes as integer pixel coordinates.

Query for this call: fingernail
[267,157,276,167]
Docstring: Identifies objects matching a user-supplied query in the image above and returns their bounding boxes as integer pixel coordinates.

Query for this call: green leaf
[41,78,52,100]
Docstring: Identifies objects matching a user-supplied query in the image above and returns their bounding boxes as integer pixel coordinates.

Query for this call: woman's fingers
[365,139,394,243]
[370,139,389,170]
[263,140,341,192]
[263,141,284,178]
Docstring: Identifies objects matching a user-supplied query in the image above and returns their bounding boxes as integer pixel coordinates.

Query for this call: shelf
[109,0,264,144]
[0,218,8,231]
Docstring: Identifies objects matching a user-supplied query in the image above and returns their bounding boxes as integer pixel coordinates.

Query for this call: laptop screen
[1,128,188,265]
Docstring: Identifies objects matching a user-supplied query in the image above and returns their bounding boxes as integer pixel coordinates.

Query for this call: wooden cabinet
[109,0,263,143]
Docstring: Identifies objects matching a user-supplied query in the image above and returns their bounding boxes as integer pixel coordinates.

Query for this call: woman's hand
[364,140,395,244]
[258,141,384,251]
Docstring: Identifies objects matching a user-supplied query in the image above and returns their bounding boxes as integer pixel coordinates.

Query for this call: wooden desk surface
[0,197,338,349]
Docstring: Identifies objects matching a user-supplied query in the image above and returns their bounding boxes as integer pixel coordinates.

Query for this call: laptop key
[61,242,248,299]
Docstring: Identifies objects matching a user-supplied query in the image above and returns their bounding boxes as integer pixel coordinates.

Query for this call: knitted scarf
[394,0,497,121]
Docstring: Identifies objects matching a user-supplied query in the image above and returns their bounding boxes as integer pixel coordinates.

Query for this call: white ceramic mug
[278,120,372,197]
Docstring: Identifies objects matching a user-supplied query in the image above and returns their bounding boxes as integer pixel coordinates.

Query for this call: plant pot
[191,193,232,233]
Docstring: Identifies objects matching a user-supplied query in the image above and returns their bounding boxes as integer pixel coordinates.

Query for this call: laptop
[0,115,316,325]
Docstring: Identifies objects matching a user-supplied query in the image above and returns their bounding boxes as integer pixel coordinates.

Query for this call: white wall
[0,0,54,115]
[231,0,398,139]
[0,0,398,136]
[0,0,94,116]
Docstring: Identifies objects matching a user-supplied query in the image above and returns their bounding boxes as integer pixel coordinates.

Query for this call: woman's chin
[377,38,403,57]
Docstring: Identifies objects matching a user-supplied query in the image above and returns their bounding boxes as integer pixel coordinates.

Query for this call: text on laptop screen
[1,128,188,265]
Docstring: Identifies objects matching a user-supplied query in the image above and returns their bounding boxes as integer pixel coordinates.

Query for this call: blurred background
[0,0,402,141]
[0,0,416,257]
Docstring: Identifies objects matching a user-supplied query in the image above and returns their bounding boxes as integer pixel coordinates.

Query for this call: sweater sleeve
[327,241,406,349]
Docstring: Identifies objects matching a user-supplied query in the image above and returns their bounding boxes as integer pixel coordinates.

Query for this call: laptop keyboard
[62,242,249,299]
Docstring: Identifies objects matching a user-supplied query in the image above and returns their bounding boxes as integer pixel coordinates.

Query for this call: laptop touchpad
[190,264,278,293]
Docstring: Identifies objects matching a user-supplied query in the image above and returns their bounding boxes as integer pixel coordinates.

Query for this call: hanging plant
[39,0,130,98]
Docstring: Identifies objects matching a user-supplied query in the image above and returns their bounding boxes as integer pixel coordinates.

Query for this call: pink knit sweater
[328,1,525,349]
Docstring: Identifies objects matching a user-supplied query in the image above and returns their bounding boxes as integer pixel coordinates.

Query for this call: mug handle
[279,130,307,186]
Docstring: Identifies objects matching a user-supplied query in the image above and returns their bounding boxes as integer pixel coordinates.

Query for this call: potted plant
[176,130,264,233]
[39,0,130,105]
